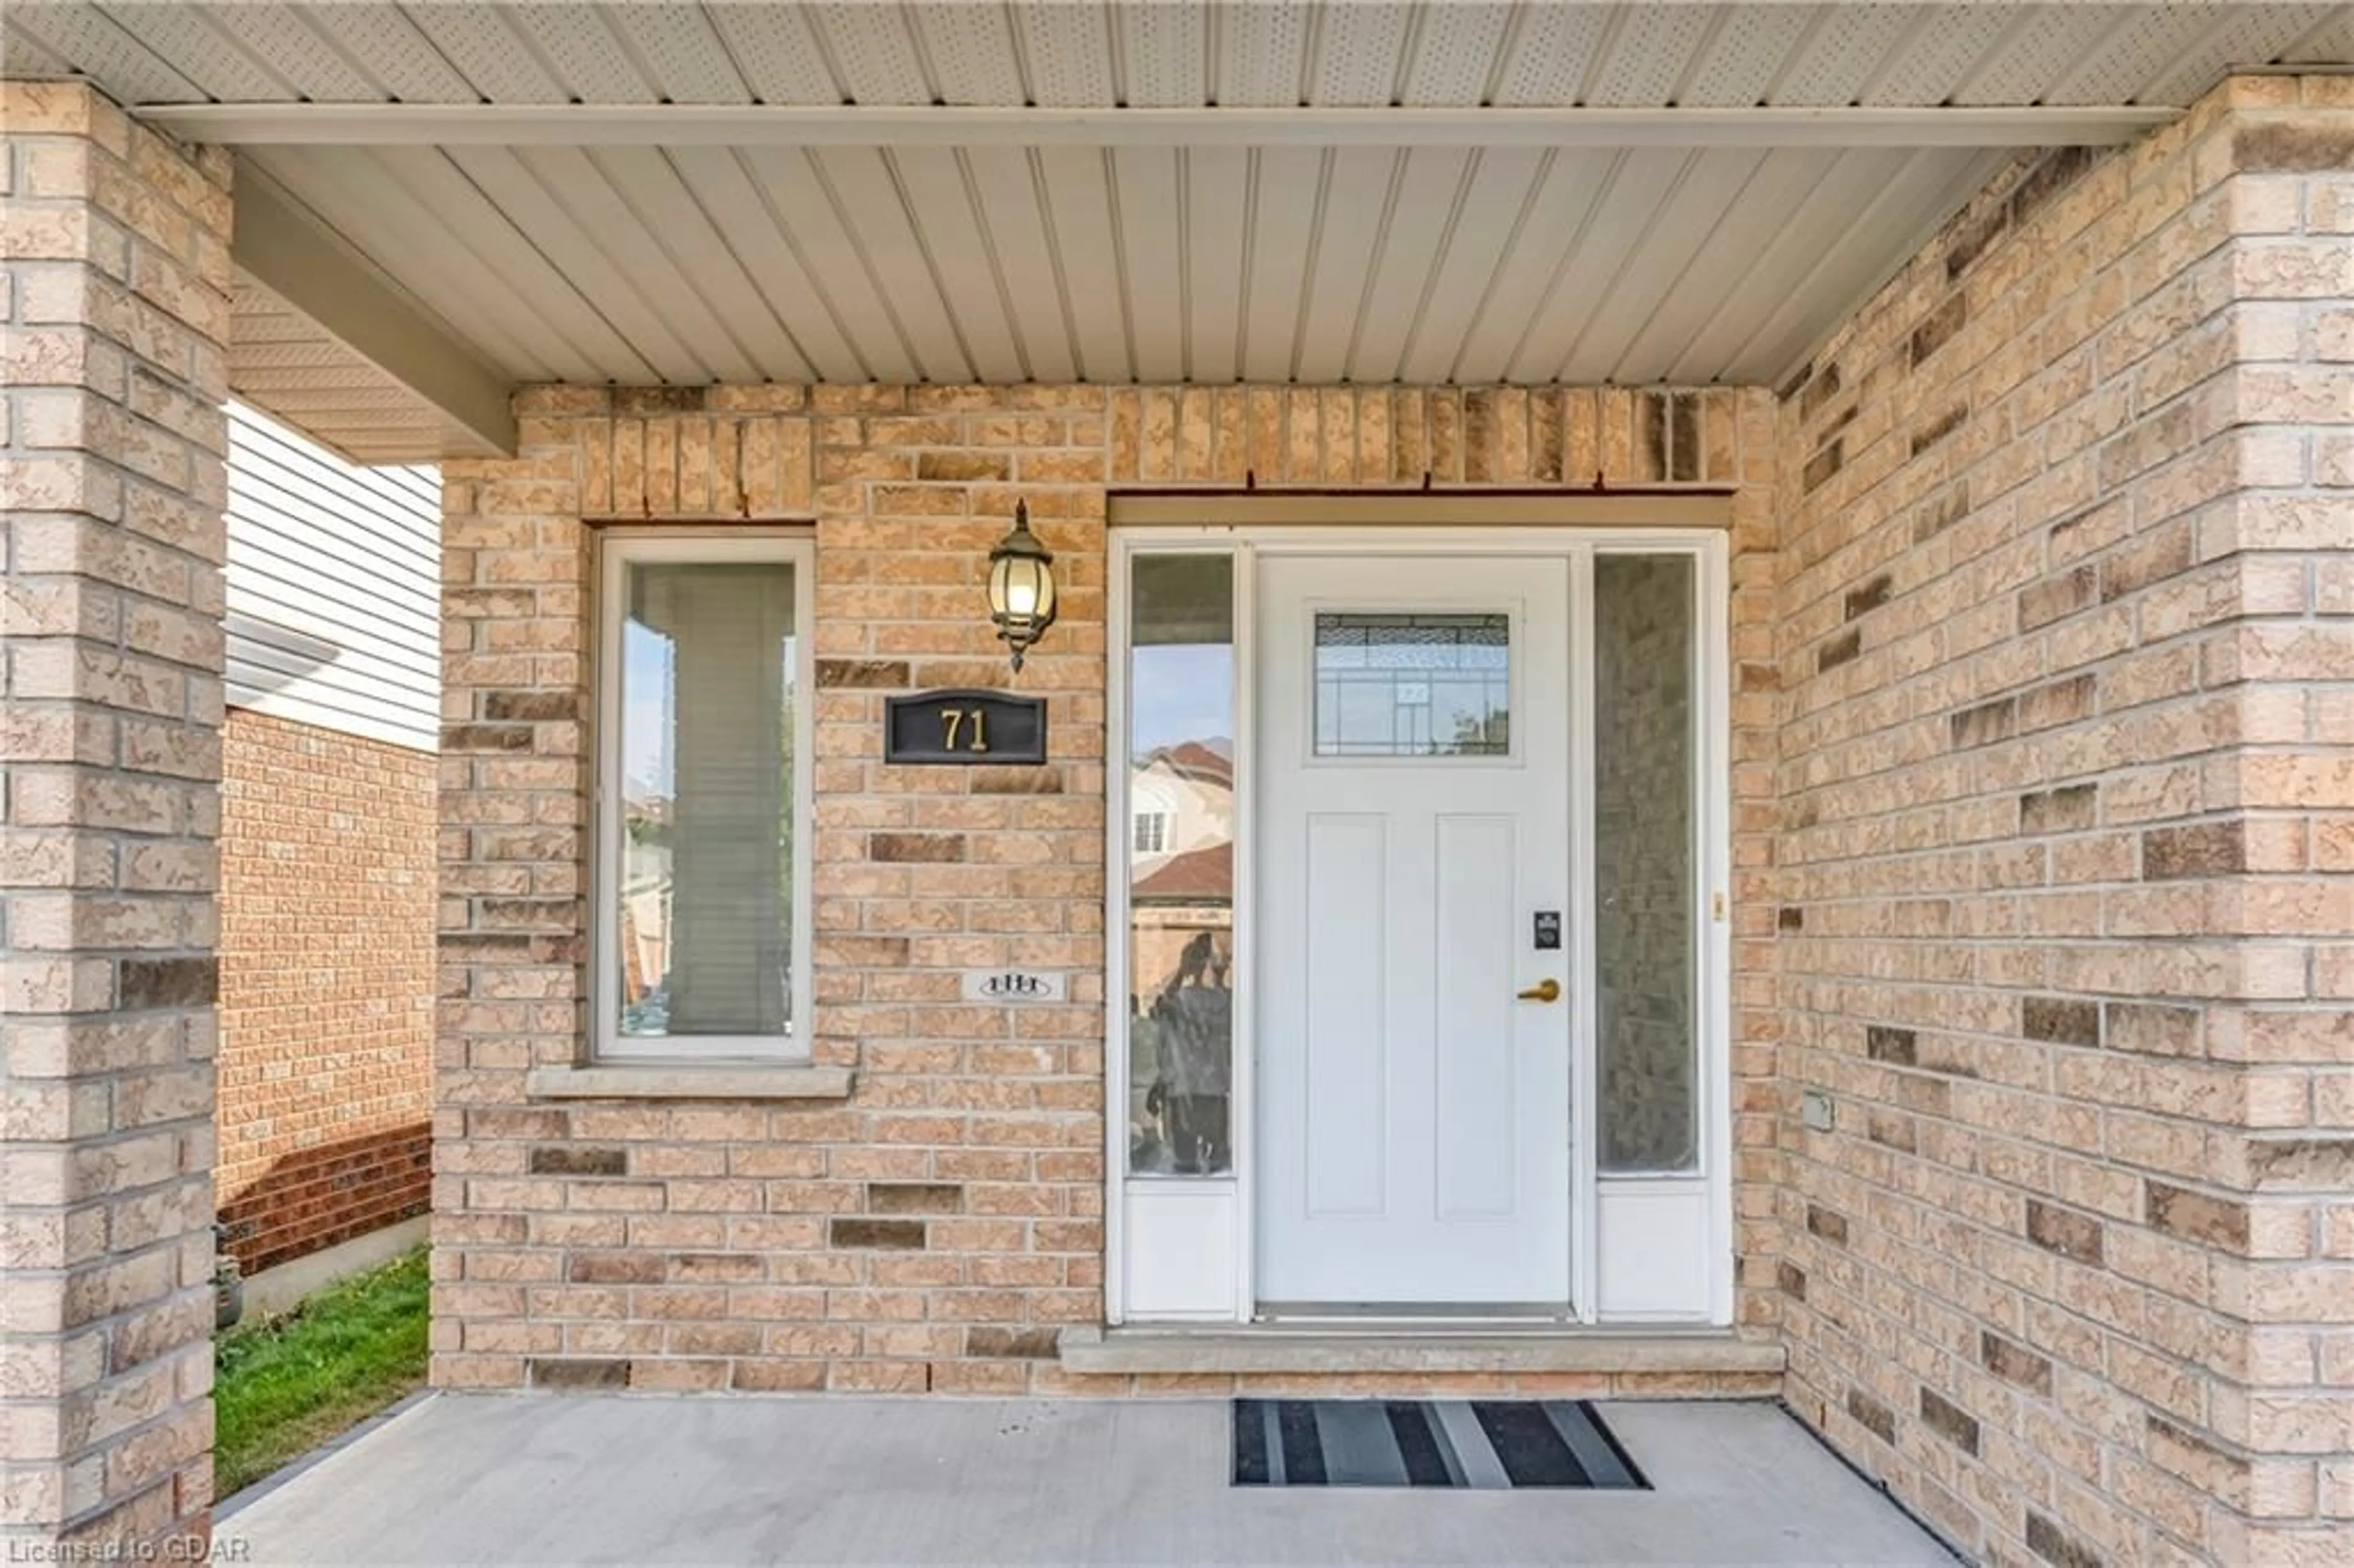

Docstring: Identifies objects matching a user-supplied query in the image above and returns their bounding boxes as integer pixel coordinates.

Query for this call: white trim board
[144,103,2177,150]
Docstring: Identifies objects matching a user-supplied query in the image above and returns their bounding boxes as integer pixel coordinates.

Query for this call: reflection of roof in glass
[1137,740,1234,790]
[1133,842,1232,903]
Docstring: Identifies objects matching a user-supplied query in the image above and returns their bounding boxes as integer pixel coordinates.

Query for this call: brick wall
[435,382,1779,1397]
[429,75,2342,1548]
[1,82,230,1551]
[216,709,433,1274]
[1773,77,2353,1564]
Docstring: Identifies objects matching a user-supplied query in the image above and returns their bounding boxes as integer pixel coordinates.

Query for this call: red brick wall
[216,708,435,1273]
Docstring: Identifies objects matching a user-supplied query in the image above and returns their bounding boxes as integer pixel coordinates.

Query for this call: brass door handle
[1517,978,1561,1003]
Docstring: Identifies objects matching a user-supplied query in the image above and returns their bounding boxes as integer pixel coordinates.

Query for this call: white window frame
[592,530,815,1062]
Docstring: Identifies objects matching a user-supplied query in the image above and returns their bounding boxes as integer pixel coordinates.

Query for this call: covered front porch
[6,5,2352,1565]
[218,1391,1949,1565]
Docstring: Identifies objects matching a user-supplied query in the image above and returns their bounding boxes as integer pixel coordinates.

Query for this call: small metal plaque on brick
[961,969,1068,1004]
[885,688,1047,765]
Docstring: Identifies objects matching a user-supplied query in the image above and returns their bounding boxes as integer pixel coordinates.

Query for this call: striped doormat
[1232,1399,1650,1490]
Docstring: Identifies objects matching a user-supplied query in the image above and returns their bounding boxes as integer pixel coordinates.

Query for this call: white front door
[1255,555,1572,1306]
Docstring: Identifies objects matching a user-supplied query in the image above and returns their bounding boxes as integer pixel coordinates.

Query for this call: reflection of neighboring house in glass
[1131,740,1232,856]
[1129,739,1237,1176]
[1127,741,1234,1004]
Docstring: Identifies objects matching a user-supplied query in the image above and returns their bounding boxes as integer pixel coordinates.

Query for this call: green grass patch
[214,1246,430,1498]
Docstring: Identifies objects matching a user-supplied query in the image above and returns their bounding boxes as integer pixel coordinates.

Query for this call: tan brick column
[1773,74,2353,1566]
[2215,76,2354,1567]
[2,82,232,1551]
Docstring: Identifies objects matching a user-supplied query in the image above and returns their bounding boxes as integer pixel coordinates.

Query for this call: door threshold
[1254,1301,1574,1327]
[1059,1323,1785,1377]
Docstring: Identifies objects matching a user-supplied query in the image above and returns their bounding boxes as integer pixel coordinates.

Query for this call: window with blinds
[597,535,812,1059]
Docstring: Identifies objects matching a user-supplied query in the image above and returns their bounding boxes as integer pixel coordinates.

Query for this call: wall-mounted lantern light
[986,500,1057,672]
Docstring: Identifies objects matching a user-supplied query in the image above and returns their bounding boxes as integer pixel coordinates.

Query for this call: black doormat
[1232,1399,1650,1490]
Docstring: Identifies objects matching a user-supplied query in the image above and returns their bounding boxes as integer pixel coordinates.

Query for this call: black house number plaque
[885,689,1048,766]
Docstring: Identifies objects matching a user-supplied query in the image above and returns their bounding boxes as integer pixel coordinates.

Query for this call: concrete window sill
[524,1064,853,1100]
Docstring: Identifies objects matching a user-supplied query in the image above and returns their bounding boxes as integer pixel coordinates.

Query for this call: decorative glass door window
[1311,611,1511,758]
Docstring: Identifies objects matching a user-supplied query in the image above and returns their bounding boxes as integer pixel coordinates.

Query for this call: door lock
[1516,978,1562,1003]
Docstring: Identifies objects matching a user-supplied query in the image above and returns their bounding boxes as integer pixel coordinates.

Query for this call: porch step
[1057,1324,1786,1377]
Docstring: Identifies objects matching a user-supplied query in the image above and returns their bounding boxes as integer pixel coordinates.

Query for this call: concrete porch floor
[221,1394,1953,1565]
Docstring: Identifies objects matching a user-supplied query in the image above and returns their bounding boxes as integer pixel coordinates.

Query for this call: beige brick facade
[2,58,2346,1567]
[434,382,1782,1399]
[217,709,433,1274]
[430,74,2350,1561]
[1,83,230,1551]
[1773,78,2353,1566]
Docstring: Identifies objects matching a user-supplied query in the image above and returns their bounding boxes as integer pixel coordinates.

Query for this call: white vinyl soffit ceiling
[9,3,2350,461]
[13,3,2348,111]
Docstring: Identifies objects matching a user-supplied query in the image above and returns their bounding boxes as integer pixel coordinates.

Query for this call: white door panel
[1302,811,1387,1216]
[1433,812,1520,1219]
[1257,555,1571,1306]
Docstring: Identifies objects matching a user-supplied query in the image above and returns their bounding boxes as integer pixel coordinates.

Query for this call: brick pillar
[2207,75,2354,1567]
[1771,72,2354,1565]
[2,82,232,1551]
